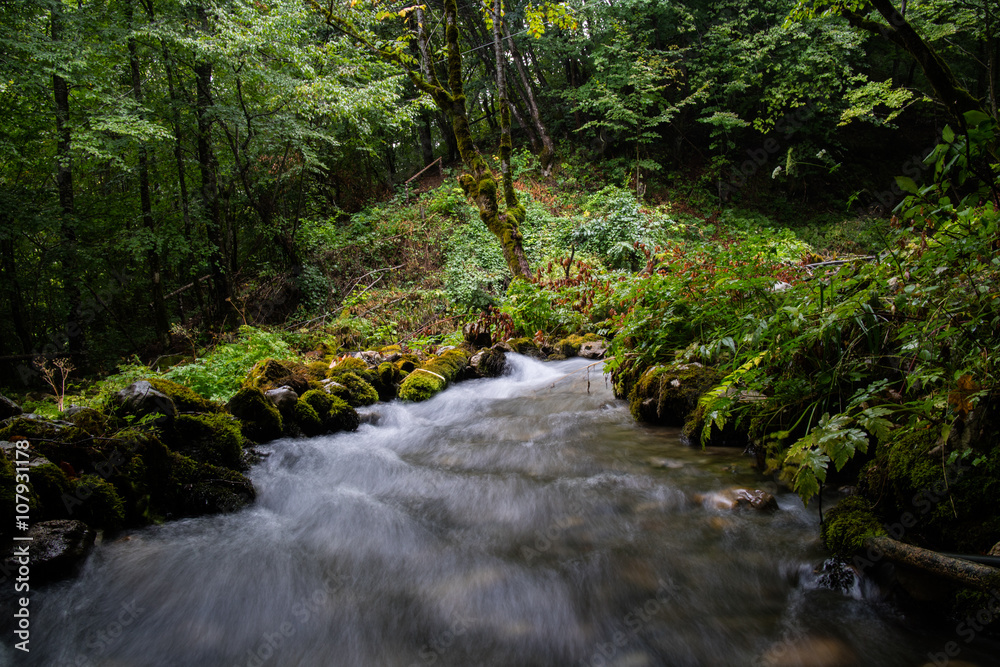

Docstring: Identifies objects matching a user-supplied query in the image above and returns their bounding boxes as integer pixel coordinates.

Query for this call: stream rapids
[8,355,998,666]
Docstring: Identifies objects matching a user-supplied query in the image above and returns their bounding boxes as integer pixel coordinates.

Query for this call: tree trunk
[51,2,84,358]
[195,4,230,316]
[843,0,987,123]
[504,24,556,175]
[864,536,1000,592]
[0,237,32,354]
[128,0,169,342]
[418,110,434,166]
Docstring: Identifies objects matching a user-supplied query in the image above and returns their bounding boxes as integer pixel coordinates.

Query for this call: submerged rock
[470,346,507,378]
[695,487,778,512]
[759,635,856,667]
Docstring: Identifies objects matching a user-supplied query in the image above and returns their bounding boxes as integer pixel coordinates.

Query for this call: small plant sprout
[34,357,75,412]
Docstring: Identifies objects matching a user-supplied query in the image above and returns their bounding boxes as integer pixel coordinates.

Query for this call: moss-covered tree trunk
[310,0,531,280]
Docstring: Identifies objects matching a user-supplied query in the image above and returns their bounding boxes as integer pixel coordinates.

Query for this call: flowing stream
[10,355,998,666]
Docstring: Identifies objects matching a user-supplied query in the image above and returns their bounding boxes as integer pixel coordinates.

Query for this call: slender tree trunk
[51,2,84,357]
[418,110,434,166]
[504,24,556,175]
[195,4,230,316]
[843,0,987,123]
[128,0,169,341]
[0,237,32,354]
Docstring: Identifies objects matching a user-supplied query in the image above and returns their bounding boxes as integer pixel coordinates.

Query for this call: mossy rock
[146,378,221,413]
[141,437,255,518]
[244,358,296,391]
[170,413,245,470]
[63,407,109,436]
[28,463,72,521]
[325,372,378,407]
[554,333,602,358]
[292,399,325,436]
[374,362,400,401]
[0,416,98,476]
[297,390,354,433]
[399,371,445,402]
[398,349,470,402]
[821,496,886,559]
[226,387,283,443]
[628,363,723,427]
[884,427,1000,552]
[507,337,544,358]
[329,356,370,376]
[304,361,330,381]
[69,474,126,531]
[396,355,419,373]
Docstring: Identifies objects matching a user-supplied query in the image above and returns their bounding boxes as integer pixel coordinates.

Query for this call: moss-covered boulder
[470,347,507,378]
[299,389,360,434]
[146,378,221,413]
[170,413,245,469]
[507,337,544,359]
[0,416,98,477]
[398,349,470,402]
[62,407,109,436]
[324,372,378,407]
[882,427,1000,553]
[681,402,750,449]
[70,474,126,530]
[244,358,295,390]
[141,437,255,518]
[292,399,324,436]
[628,363,723,427]
[112,380,177,423]
[226,387,283,443]
[821,496,886,559]
[374,362,401,401]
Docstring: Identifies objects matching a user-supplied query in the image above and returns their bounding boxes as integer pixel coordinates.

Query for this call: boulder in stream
[265,386,299,411]
[114,380,176,422]
[5,519,95,583]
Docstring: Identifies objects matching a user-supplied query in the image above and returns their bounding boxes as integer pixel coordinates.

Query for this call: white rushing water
[8,355,998,666]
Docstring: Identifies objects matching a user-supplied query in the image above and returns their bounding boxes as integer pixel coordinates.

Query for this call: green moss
[300,389,333,418]
[72,474,125,530]
[142,437,255,518]
[328,395,360,432]
[226,386,283,443]
[244,358,295,391]
[398,349,470,402]
[508,338,538,355]
[30,463,72,520]
[555,334,587,357]
[399,370,445,402]
[172,413,244,469]
[63,407,109,436]
[147,378,220,413]
[325,372,378,407]
[375,362,400,401]
[821,496,886,559]
[627,363,724,428]
[293,399,324,437]
[305,361,329,381]
[329,357,369,376]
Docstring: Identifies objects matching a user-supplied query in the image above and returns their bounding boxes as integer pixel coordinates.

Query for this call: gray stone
[0,394,23,420]
[115,381,176,420]
[355,350,383,367]
[579,340,607,359]
[265,386,299,410]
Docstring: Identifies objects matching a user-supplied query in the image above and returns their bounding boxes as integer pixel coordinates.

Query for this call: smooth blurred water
[9,355,999,666]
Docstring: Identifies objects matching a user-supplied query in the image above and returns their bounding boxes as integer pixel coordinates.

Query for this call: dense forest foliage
[2,0,996,376]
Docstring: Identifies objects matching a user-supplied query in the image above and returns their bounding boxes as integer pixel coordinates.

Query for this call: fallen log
[864,536,1000,592]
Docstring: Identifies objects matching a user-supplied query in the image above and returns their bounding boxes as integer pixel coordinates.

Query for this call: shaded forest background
[1,0,998,384]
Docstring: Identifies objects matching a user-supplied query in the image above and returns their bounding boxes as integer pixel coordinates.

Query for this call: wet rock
[579,340,607,359]
[0,394,24,420]
[226,387,283,443]
[114,381,176,421]
[647,457,684,469]
[990,541,1000,557]
[470,347,507,378]
[759,636,856,667]
[5,519,95,583]
[265,386,299,411]
[695,487,778,512]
